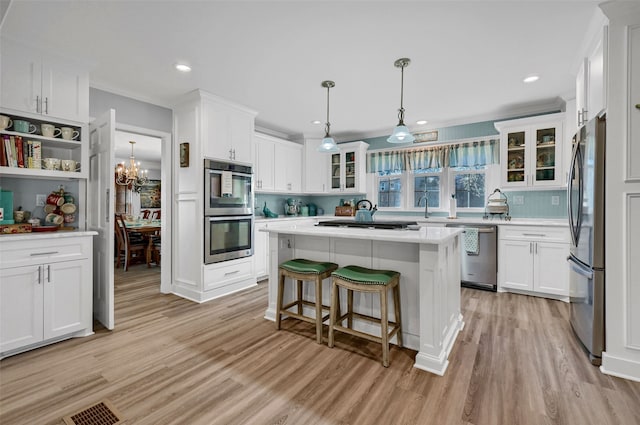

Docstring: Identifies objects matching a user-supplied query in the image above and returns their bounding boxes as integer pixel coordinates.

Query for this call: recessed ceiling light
[311,120,322,125]
[523,75,539,83]
[416,120,428,125]
[175,63,192,72]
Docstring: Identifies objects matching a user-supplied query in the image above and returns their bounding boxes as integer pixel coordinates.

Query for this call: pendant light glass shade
[388,58,415,144]
[388,124,415,143]
[317,80,340,153]
[318,136,340,152]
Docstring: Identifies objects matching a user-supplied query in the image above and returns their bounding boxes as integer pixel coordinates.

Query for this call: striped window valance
[367,138,500,173]
[448,139,500,167]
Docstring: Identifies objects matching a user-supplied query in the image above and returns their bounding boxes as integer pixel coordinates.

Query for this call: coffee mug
[45,213,63,225]
[46,193,65,206]
[13,210,25,223]
[63,213,75,223]
[60,127,79,140]
[0,115,12,130]
[41,123,61,138]
[13,120,37,134]
[61,159,80,172]
[43,158,61,171]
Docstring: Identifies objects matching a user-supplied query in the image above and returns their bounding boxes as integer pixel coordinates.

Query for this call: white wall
[600,1,640,382]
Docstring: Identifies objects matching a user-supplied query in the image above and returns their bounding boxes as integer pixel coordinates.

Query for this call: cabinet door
[0,265,43,353]
[285,143,302,192]
[0,41,40,115]
[534,242,569,296]
[502,128,528,187]
[229,111,254,164]
[330,152,342,191]
[43,259,89,340]
[254,223,268,279]
[303,139,328,193]
[255,138,275,191]
[576,58,588,127]
[499,239,533,291]
[42,58,90,122]
[531,122,563,187]
[342,149,357,191]
[203,101,232,161]
[587,30,606,122]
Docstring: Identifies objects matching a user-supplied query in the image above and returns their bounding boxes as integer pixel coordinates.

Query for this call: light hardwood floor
[1,265,639,425]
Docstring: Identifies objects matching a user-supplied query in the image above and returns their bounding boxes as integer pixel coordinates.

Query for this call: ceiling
[115,131,162,166]
[1,1,602,141]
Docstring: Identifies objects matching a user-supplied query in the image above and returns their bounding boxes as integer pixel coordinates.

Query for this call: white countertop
[0,230,98,242]
[261,221,462,244]
[255,214,568,227]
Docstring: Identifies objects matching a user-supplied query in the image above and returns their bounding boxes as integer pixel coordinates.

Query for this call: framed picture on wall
[140,180,161,208]
[414,130,438,143]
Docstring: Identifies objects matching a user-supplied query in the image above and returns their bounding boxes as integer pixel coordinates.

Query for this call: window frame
[448,166,489,212]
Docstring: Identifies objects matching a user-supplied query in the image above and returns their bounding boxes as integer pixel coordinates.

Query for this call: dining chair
[140,209,151,219]
[115,214,147,271]
[147,235,161,267]
[151,210,161,220]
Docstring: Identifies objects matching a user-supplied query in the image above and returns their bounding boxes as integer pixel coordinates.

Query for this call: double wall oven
[204,159,254,264]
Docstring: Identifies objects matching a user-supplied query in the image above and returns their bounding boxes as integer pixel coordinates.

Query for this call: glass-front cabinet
[329,141,369,193]
[496,113,564,189]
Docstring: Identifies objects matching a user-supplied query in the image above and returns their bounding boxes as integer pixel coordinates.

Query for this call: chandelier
[115,140,148,192]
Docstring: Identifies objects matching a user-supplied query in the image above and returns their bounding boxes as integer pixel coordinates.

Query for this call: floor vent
[62,399,123,425]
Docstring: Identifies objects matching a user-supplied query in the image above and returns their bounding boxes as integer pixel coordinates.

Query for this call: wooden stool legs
[328,271,402,367]
[276,263,338,344]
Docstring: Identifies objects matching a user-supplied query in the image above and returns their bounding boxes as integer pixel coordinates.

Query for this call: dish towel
[464,228,480,255]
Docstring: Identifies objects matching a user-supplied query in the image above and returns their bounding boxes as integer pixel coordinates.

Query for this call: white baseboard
[601,352,640,382]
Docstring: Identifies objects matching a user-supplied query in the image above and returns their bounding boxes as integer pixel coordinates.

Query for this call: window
[377,171,402,208]
[451,166,486,208]
[413,169,442,209]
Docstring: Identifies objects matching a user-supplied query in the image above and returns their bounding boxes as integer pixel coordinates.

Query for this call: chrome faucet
[420,191,431,218]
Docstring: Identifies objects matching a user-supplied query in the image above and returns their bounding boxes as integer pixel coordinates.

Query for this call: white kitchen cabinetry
[254,132,302,193]
[303,138,329,193]
[254,222,269,280]
[329,141,369,193]
[0,39,89,123]
[576,26,608,128]
[495,113,564,189]
[0,234,93,357]
[498,225,569,301]
[203,95,256,164]
[172,90,258,303]
[0,111,88,180]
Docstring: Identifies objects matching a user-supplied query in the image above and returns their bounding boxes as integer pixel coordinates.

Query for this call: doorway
[114,124,171,295]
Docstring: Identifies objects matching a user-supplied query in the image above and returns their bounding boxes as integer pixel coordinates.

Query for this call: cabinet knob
[635,104,640,110]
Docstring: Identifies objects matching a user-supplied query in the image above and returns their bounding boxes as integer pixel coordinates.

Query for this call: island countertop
[261,222,462,244]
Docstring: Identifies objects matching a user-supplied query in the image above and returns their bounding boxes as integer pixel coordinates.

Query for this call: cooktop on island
[316,220,418,230]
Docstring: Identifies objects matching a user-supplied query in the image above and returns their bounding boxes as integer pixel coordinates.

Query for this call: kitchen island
[262,222,463,375]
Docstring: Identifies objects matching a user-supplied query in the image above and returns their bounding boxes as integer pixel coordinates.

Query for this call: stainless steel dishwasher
[445,223,497,291]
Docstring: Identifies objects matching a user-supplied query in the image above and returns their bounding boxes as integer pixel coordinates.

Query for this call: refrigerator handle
[567,142,578,246]
[567,256,593,279]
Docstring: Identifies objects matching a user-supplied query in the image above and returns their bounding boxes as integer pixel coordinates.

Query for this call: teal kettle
[355,199,377,222]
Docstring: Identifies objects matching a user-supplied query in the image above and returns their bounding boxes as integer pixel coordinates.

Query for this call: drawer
[203,257,254,291]
[499,225,569,243]
[0,236,91,269]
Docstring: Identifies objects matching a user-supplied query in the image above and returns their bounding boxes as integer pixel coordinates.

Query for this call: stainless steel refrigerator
[567,115,605,365]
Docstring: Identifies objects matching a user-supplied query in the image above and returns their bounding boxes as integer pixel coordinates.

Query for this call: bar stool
[328,265,402,367]
[276,259,339,344]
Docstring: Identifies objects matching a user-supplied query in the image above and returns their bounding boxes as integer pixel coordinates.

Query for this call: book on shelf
[0,135,7,166]
[9,136,17,167]
[31,140,41,169]
[16,136,24,168]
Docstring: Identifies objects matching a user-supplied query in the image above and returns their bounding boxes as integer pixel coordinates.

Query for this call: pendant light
[317,80,340,153]
[388,58,415,144]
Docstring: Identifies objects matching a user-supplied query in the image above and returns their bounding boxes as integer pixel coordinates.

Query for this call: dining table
[123,220,161,265]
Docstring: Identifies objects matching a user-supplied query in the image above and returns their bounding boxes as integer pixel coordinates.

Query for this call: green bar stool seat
[277,258,339,343]
[328,265,403,367]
